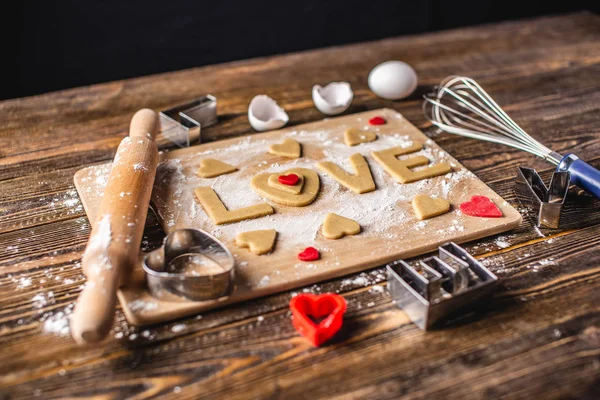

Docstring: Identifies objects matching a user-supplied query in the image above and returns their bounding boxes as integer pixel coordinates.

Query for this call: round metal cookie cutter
[143,229,235,302]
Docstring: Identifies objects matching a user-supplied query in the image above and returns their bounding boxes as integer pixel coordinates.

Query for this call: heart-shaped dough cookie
[267,173,305,195]
[459,195,503,218]
[196,159,237,178]
[236,229,277,255]
[252,168,320,206]
[298,246,320,261]
[268,138,301,158]
[412,194,450,220]
[344,128,377,146]
[322,213,361,239]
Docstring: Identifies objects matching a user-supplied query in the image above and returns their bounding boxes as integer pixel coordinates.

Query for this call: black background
[4,1,598,100]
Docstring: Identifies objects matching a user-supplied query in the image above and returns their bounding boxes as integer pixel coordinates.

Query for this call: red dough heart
[290,293,347,346]
[460,195,503,218]
[368,116,386,125]
[298,246,320,261]
[278,173,299,186]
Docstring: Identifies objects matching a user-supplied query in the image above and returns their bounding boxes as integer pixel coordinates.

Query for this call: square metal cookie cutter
[387,242,498,330]
[515,167,570,229]
[159,95,217,147]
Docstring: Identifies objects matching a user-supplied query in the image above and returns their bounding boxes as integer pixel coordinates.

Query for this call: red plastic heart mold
[460,195,503,218]
[368,116,386,125]
[298,247,320,261]
[290,293,347,346]
[278,173,299,186]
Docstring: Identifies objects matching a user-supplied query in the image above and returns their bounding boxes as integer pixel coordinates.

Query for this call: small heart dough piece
[268,138,301,158]
[251,168,320,207]
[317,153,375,194]
[197,159,237,178]
[267,174,304,195]
[322,213,361,239]
[459,195,503,218]
[344,128,377,146]
[412,194,451,220]
[236,229,277,255]
[194,187,274,225]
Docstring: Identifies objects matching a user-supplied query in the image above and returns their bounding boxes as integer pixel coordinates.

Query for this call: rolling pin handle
[129,108,160,140]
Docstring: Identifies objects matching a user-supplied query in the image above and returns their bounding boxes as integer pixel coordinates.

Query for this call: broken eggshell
[248,95,289,132]
[312,82,353,115]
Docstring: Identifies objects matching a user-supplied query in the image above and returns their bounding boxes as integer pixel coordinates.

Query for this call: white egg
[368,61,418,100]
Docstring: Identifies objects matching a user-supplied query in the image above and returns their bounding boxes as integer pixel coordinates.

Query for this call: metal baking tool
[387,242,498,330]
[143,228,235,302]
[515,167,570,229]
[159,95,217,147]
[424,76,600,199]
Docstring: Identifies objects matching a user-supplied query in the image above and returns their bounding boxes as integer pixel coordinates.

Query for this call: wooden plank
[1,222,599,399]
[74,109,521,325]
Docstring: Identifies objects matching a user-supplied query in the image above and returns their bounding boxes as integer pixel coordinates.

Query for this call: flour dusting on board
[77,111,511,262]
[73,109,523,324]
[153,124,476,248]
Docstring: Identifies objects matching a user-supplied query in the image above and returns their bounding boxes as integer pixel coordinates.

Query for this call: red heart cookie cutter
[460,195,503,218]
[290,293,347,346]
[278,173,299,186]
[368,116,386,125]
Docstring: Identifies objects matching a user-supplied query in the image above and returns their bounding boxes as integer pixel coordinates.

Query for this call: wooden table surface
[1,12,600,400]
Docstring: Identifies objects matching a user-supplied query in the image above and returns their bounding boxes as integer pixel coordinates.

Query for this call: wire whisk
[423,76,600,199]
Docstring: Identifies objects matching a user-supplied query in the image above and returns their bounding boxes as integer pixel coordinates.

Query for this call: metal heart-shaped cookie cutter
[143,229,235,302]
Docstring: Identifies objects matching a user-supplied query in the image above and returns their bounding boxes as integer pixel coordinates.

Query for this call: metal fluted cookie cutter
[515,167,570,229]
[387,242,498,330]
[143,229,235,302]
[159,95,218,147]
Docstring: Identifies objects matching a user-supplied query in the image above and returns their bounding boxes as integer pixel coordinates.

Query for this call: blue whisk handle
[557,154,600,199]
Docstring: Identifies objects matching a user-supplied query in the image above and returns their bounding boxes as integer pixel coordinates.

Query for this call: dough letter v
[317,153,376,194]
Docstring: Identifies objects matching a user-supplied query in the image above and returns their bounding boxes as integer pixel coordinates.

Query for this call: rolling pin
[71,109,159,344]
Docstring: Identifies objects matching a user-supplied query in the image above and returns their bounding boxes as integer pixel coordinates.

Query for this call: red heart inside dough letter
[298,246,320,261]
[459,195,503,218]
[278,173,299,186]
[368,116,386,125]
[290,293,347,346]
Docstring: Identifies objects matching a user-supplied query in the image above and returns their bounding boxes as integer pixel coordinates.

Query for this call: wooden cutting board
[74,109,521,326]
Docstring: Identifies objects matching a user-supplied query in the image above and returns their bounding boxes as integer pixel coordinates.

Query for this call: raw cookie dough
[371,143,451,183]
[196,159,237,178]
[251,168,320,206]
[322,213,361,239]
[344,128,377,146]
[267,173,304,195]
[268,138,301,158]
[236,229,277,255]
[317,153,375,194]
[194,187,274,225]
[412,194,451,220]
